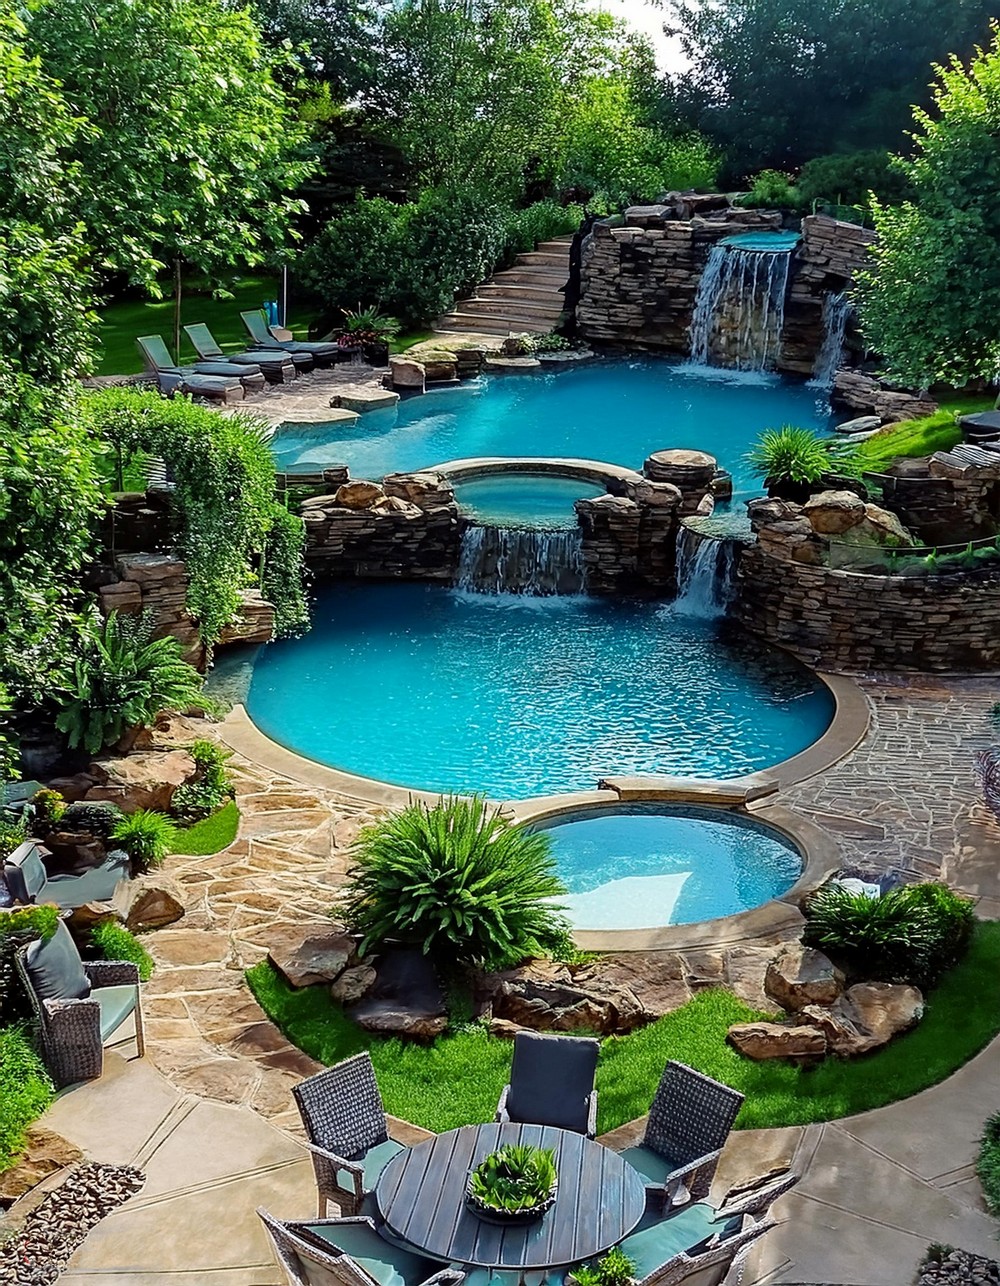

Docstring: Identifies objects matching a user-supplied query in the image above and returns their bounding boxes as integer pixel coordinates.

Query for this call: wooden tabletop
[375,1121,647,1270]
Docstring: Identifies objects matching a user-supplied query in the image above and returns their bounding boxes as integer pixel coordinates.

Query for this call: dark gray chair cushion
[25,920,91,1001]
[4,841,48,903]
[506,1031,598,1133]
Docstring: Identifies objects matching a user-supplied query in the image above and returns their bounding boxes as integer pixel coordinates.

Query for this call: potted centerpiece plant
[338,305,400,367]
[466,1143,558,1225]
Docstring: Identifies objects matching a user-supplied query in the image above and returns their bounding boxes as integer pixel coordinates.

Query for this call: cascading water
[688,235,795,373]
[673,524,737,618]
[457,524,586,596]
[807,292,852,390]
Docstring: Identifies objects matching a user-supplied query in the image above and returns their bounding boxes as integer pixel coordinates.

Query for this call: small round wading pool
[535,803,802,931]
[452,473,605,529]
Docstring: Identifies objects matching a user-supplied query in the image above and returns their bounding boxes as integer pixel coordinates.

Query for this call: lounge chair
[184,322,298,384]
[136,334,265,394]
[241,308,341,367]
[257,1211,464,1286]
[617,1061,744,1209]
[135,335,251,404]
[292,1052,406,1217]
[4,839,130,911]
[495,1030,599,1138]
[15,919,144,1088]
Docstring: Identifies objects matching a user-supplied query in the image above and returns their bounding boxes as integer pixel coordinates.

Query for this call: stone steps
[434,234,571,337]
[457,296,563,320]
[476,282,565,305]
[491,267,569,288]
[434,311,555,335]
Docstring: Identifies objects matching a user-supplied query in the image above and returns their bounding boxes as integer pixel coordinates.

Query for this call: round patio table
[375,1121,646,1271]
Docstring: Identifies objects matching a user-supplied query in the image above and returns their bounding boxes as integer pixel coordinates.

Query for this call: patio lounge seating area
[3,838,130,911]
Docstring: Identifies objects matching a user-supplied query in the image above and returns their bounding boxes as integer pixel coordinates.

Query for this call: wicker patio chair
[617,1061,744,1208]
[14,920,144,1088]
[257,1210,465,1286]
[292,1053,406,1217]
[495,1031,599,1138]
[626,1216,777,1286]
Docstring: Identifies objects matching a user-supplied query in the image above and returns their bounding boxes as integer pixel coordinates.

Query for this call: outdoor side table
[375,1121,646,1271]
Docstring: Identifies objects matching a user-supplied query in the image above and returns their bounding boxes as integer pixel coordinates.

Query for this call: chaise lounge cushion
[3,842,48,903]
[96,984,139,1040]
[25,921,91,1001]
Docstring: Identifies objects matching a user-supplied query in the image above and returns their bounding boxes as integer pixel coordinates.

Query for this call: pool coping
[429,456,644,489]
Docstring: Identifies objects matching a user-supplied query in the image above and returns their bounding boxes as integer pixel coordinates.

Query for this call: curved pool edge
[428,455,644,488]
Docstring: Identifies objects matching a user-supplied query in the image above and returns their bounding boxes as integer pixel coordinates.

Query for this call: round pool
[536,802,802,931]
[452,473,605,529]
[246,583,835,799]
[268,355,831,492]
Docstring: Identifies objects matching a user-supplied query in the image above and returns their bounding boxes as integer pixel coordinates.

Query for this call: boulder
[802,490,866,535]
[485,958,648,1035]
[330,963,377,1005]
[334,480,385,510]
[797,1002,877,1057]
[836,415,882,436]
[844,981,924,1044]
[389,358,426,392]
[266,924,355,988]
[572,952,691,1026]
[727,1021,827,1060]
[348,948,448,1041]
[86,749,197,813]
[113,873,185,931]
[764,943,845,1012]
[382,472,456,507]
[851,503,916,547]
[44,773,98,803]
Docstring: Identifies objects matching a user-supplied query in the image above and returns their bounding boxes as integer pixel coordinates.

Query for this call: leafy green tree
[858,31,1000,386]
[26,0,314,359]
[242,0,380,99]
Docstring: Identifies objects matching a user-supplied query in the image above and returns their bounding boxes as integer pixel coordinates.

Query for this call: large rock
[86,749,197,813]
[846,503,916,547]
[797,1002,876,1057]
[389,357,426,391]
[764,943,845,1012]
[266,924,355,988]
[0,1128,83,1205]
[334,480,384,510]
[485,957,654,1035]
[113,873,185,930]
[836,415,881,436]
[382,472,455,508]
[802,490,866,535]
[348,948,448,1041]
[727,1021,827,1060]
[844,981,924,1044]
[572,952,691,1027]
[330,963,377,1005]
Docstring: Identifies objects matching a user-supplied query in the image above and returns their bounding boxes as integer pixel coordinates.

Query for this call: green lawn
[853,392,994,474]
[248,919,1000,1135]
[168,801,240,856]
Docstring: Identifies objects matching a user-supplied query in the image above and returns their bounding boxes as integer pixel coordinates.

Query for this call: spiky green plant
[747,425,838,485]
[977,1111,1000,1217]
[110,808,175,872]
[595,1247,637,1286]
[341,796,569,970]
[90,921,154,982]
[468,1143,557,1214]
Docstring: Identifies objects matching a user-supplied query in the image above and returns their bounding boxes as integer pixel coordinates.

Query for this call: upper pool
[269,356,832,495]
[453,473,605,529]
[246,582,835,799]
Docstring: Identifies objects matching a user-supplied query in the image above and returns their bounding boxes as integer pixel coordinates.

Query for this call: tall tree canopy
[858,29,1000,387]
[663,0,995,177]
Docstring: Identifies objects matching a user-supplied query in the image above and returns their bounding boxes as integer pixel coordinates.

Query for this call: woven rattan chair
[495,1031,599,1137]
[14,921,144,1089]
[618,1061,744,1209]
[627,1216,777,1286]
[292,1053,406,1217]
[257,1210,465,1286]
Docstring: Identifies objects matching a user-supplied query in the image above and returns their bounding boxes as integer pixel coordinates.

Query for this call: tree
[25,0,314,359]
[242,0,380,100]
[858,30,1000,386]
[662,0,996,177]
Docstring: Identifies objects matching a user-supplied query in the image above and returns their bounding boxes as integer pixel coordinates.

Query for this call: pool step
[434,234,571,337]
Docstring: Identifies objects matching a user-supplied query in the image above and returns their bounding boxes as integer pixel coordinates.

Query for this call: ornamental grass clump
[110,808,175,873]
[976,1110,1000,1217]
[748,425,837,487]
[341,796,569,970]
[467,1144,557,1217]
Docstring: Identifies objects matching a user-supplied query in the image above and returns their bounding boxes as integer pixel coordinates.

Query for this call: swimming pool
[536,802,802,930]
[452,473,605,529]
[246,582,835,799]
[269,356,831,493]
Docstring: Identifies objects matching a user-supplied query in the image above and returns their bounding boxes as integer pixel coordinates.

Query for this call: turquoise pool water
[269,356,831,493]
[246,583,835,799]
[452,474,605,529]
[722,231,802,252]
[537,803,801,930]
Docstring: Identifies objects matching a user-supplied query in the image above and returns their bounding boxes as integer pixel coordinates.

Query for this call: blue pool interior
[536,803,802,930]
[246,582,836,800]
[452,474,605,529]
[269,356,833,493]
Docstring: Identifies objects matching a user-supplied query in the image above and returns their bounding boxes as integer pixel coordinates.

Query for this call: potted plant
[466,1143,558,1224]
[338,306,400,368]
[748,425,843,503]
[569,1247,637,1286]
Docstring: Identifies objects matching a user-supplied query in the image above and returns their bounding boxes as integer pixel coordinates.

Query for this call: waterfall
[673,525,737,618]
[808,292,852,389]
[457,524,586,595]
[688,241,793,372]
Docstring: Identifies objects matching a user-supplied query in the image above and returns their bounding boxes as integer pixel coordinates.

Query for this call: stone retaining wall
[576,202,874,376]
[734,545,1000,671]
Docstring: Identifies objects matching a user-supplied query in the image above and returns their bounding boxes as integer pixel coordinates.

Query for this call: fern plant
[54,611,203,754]
[341,796,569,970]
[748,425,837,487]
[110,808,175,872]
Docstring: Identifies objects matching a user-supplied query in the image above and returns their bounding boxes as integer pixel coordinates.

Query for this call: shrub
[0,810,26,861]
[29,788,66,828]
[260,505,310,640]
[110,808,175,872]
[747,426,834,486]
[171,739,234,823]
[90,921,154,982]
[341,795,569,970]
[59,800,123,838]
[797,150,912,213]
[739,169,802,210]
[0,1026,55,1173]
[0,905,59,1025]
[593,1248,637,1286]
[976,1111,1000,1217]
[55,611,203,754]
[803,882,975,987]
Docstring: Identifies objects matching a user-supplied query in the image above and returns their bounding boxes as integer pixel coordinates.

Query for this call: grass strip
[168,800,240,856]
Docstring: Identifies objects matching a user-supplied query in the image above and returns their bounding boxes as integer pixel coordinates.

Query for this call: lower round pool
[536,803,802,930]
[452,473,605,529]
[246,583,835,799]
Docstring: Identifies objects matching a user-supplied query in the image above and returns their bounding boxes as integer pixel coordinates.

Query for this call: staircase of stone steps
[433,235,572,336]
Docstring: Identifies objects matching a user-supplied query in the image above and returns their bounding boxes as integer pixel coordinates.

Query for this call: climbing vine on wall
[84,389,308,645]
